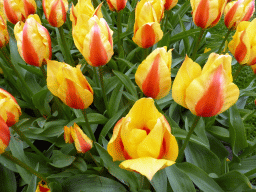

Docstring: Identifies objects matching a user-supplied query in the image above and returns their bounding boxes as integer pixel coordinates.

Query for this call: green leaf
[171,1,191,28]
[0,163,17,192]
[193,118,209,147]
[169,29,201,45]
[41,120,69,137]
[72,157,87,173]
[49,150,76,168]
[32,88,52,117]
[18,63,43,77]
[26,163,39,192]
[176,163,224,192]
[231,155,256,178]
[151,169,167,192]
[207,126,230,142]
[166,165,196,192]
[108,83,124,117]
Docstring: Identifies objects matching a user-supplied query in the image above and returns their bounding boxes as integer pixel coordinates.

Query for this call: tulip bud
[42,0,69,28]
[14,14,52,67]
[0,3,9,48]
[106,0,127,12]
[228,18,256,66]
[3,0,37,24]
[0,116,10,154]
[64,125,74,143]
[72,15,113,67]
[133,0,163,48]
[36,180,50,192]
[164,0,178,11]
[47,60,94,109]
[224,0,255,29]
[172,53,239,117]
[0,88,21,127]
[135,47,172,99]
[190,0,226,28]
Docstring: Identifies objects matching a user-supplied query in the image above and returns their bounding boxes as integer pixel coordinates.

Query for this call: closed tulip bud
[0,3,9,48]
[107,98,178,181]
[228,18,256,66]
[0,116,10,154]
[42,0,69,28]
[36,180,50,192]
[106,0,127,12]
[172,53,239,117]
[164,0,178,11]
[224,0,255,29]
[0,88,21,127]
[47,60,94,109]
[133,0,163,48]
[3,0,37,24]
[135,47,172,100]
[190,0,226,28]
[14,14,52,67]
[72,15,114,67]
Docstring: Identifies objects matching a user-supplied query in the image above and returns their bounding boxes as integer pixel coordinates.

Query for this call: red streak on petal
[39,185,50,192]
[61,0,67,24]
[249,57,256,66]
[89,23,108,66]
[24,0,36,17]
[241,1,255,21]
[22,22,40,66]
[106,0,115,11]
[48,0,59,27]
[0,116,10,148]
[40,25,52,61]
[3,0,19,24]
[71,4,77,25]
[65,78,85,109]
[194,0,209,28]
[142,126,150,135]
[157,138,166,159]
[6,111,16,127]
[235,30,247,63]
[141,24,156,48]
[224,0,241,28]
[195,65,224,117]
[117,0,126,11]
[119,139,132,160]
[105,21,113,47]
[75,128,92,153]
[142,54,160,98]
[164,0,173,10]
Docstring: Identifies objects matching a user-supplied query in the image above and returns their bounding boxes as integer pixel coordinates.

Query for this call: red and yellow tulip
[190,0,226,28]
[0,2,9,48]
[133,0,163,48]
[106,0,127,12]
[14,14,52,67]
[172,53,239,117]
[135,47,172,100]
[42,0,69,27]
[224,0,255,29]
[228,18,256,66]
[3,0,37,24]
[36,180,50,192]
[107,98,178,181]
[164,0,178,11]
[0,116,10,154]
[47,60,94,109]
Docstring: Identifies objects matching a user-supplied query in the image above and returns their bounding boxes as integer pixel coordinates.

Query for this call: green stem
[217,29,232,54]
[40,65,47,81]
[82,109,96,142]
[233,64,244,81]
[2,151,49,182]
[117,11,122,57]
[176,116,201,163]
[191,28,205,60]
[143,48,148,60]
[58,27,74,66]
[98,66,109,116]
[93,65,100,87]
[11,124,50,162]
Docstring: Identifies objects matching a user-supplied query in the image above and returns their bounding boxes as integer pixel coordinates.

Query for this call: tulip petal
[0,116,10,154]
[120,157,175,181]
[234,30,249,64]
[47,60,62,96]
[3,0,19,24]
[194,0,209,28]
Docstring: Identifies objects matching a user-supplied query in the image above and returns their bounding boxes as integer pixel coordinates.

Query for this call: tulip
[164,0,178,10]
[3,0,37,24]
[0,88,21,127]
[0,116,10,154]
[135,47,172,99]
[224,0,255,29]
[251,64,256,74]
[64,123,93,153]
[72,15,114,67]
[0,4,9,48]
[228,19,256,66]
[47,60,94,109]
[133,0,163,48]
[190,0,226,28]
[172,53,239,117]
[36,180,50,192]
[106,0,127,12]
[42,0,69,28]
[107,98,178,181]
[14,14,52,67]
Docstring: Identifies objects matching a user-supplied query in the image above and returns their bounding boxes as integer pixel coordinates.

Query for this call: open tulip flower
[0,4,9,48]
[47,60,94,109]
[133,0,163,48]
[3,0,37,24]
[190,0,226,29]
[0,88,21,127]
[228,18,256,66]
[106,0,127,12]
[42,0,69,28]
[72,15,114,67]
[135,47,172,100]
[0,116,10,154]
[14,14,52,67]
[224,0,255,29]
[107,98,178,181]
[172,53,239,117]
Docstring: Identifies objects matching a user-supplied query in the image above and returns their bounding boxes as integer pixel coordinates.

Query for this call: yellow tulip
[228,18,256,66]
[106,0,127,12]
[133,0,163,48]
[0,116,10,154]
[135,47,172,100]
[190,0,226,28]
[107,98,178,181]
[14,14,52,67]
[0,2,9,48]
[42,0,69,27]
[47,60,94,109]
[172,53,239,117]
[224,0,255,29]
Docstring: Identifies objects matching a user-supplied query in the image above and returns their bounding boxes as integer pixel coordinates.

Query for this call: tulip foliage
[0,0,255,191]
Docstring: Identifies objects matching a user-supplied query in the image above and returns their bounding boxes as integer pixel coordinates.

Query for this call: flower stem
[98,66,109,116]
[143,48,148,60]
[11,124,50,162]
[176,116,201,162]
[117,11,122,57]
[233,64,244,81]
[40,64,47,81]
[82,109,96,142]
[217,29,232,54]
[191,28,205,60]
[2,151,49,182]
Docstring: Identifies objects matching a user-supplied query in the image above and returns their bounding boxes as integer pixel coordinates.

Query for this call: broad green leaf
[24,72,42,94]
[193,118,209,147]
[26,163,39,192]
[18,63,43,77]
[169,29,201,45]
[68,113,108,126]
[126,47,142,62]
[108,83,124,117]
[171,1,191,28]
[49,150,75,168]
[151,169,167,192]
[41,120,69,137]
[207,126,230,142]
[72,157,87,173]
[231,155,256,178]
[32,88,52,117]
[0,163,17,192]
